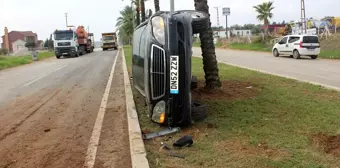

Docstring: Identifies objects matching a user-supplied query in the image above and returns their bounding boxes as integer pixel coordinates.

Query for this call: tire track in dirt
[0,89,61,141]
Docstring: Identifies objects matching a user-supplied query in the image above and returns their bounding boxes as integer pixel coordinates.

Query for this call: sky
[1,0,339,42]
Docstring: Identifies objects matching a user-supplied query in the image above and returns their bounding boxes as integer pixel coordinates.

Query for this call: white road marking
[83,50,119,168]
[23,64,67,87]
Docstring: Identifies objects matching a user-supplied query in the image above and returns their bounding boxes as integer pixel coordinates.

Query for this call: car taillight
[299,42,303,48]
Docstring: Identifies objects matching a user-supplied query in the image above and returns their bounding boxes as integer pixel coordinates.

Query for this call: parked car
[131,10,209,127]
[272,35,320,59]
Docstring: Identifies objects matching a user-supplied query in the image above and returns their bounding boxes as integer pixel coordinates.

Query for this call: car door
[277,36,288,54]
[287,36,300,55]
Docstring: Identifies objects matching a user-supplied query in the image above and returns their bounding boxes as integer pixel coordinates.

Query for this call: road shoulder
[122,48,150,168]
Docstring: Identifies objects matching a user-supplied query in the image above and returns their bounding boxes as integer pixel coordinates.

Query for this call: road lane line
[83,50,119,168]
[23,64,67,87]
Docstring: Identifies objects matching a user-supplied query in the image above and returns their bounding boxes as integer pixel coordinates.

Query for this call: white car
[272,35,321,59]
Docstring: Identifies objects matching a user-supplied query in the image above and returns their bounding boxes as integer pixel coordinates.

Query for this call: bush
[0,48,9,55]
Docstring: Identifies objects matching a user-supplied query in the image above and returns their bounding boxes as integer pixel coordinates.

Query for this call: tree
[48,34,54,50]
[116,5,134,44]
[194,0,222,89]
[253,1,275,35]
[140,0,146,22]
[25,40,36,49]
[154,0,160,12]
[44,38,49,48]
[135,0,141,25]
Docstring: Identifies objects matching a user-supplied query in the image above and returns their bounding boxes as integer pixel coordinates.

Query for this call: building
[1,27,38,52]
[230,29,252,37]
[261,24,286,34]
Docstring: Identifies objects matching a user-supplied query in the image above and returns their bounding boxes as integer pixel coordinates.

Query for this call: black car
[132,10,209,127]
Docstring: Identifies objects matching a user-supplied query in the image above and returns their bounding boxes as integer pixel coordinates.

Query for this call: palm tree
[140,0,146,22]
[194,0,222,89]
[135,0,141,26]
[116,5,134,44]
[253,1,275,35]
[154,0,160,12]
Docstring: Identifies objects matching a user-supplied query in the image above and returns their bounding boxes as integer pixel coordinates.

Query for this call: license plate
[308,49,315,51]
[170,56,179,94]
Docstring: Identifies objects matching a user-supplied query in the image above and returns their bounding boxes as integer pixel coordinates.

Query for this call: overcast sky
[1,0,339,41]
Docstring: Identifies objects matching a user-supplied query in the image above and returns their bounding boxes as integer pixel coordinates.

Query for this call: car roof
[284,34,318,37]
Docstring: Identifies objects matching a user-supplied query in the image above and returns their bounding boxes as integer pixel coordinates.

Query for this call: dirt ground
[192,80,259,101]
[311,133,340,158]
[0,52,131,168]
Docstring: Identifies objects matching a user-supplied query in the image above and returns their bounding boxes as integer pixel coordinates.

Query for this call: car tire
[178,10,209,34]
[191,76,198,90]
[311,55,318,59]
[75,52,79,57]
[191,100,208,122]
[290,55,293,58]
[273,49,279,57]
[293,50,300,59]
[56,55,61,59]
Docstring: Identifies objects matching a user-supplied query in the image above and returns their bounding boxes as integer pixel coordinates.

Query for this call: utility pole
[65,13,68,27]
[301,0,307,34]
[214,7,220,37]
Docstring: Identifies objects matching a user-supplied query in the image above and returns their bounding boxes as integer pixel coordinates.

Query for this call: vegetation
[24,40,36,49]
[116,5,134,45]
[253,1,275,35]
[124,45,340,168]
[0,51,54,70]
[194,0,222,89]
[154,0,160,12]
[140,0,146,22]
[0,48,9,55]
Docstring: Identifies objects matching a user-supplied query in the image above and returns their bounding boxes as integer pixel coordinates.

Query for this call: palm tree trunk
[135,0,141,25]
[140,0,146,22]
[154,0,160,12]
[194,0,222,89]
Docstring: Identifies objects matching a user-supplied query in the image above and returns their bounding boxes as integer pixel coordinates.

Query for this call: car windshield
[103,36,114,40]
[303,36,319,43]
[54,32,74,40]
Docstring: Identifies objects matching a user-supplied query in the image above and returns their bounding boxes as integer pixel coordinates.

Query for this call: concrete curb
[193,55,340,92]
[121,48,150,168]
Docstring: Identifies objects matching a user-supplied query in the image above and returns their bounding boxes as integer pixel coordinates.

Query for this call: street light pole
[170,0,174,12]
[65,13,68,27]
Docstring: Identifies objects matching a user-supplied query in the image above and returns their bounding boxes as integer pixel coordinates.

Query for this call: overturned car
[132,10,209,127]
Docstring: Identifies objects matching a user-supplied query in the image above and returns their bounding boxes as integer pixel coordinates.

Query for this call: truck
[53,26,94,59]
[101,32,118,51]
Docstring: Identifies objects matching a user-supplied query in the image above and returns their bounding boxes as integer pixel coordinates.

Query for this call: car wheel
[56,55,61,59]
[178,10,209,34]
[191,100,208,122]
[75,51,79,57]
[311,55,318,59]
[293,50,300,59]
[273,49,279,57]
[290,55,293,58]
[191,76,198,90]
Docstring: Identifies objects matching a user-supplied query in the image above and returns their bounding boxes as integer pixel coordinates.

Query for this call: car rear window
[303,36,319,43]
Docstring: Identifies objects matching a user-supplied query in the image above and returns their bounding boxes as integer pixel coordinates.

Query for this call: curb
[121,48,150,168]
[193,55,340,92]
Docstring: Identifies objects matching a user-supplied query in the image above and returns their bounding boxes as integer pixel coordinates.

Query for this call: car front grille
[57,42,71,46]
[151,44,166,100]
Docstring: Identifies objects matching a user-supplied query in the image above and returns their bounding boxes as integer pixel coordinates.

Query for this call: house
[230,29,252,37]
[1,27,38,52]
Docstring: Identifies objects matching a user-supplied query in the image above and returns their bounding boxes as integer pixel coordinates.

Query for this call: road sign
[222,7,230,16]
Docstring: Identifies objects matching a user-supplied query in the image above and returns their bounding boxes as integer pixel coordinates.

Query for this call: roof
[9,31,37,36]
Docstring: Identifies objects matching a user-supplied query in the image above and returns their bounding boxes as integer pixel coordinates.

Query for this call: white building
[11,39,27,53]
[230,29,252,37]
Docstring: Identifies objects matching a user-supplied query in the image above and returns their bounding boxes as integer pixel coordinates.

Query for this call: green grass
[0,51,55,70]
[319,50,340,59]
[123,45,340,168]
[229,43,272,52]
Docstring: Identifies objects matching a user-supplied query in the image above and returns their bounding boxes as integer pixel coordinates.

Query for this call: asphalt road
[193,47,340,90]
[0,49,131,168]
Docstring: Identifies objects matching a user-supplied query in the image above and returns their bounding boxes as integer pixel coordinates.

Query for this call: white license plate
[308,49,315,51]
[170,55,179,94]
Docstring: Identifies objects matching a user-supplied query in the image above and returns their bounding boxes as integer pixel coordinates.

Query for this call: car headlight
[151,16,165,45]
[152,100,166,124]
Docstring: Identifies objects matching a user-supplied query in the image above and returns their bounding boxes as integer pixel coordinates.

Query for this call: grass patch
[319,50,340,59]
[123,45,340,167]
[229,43,272,52]
[0,51,55,70]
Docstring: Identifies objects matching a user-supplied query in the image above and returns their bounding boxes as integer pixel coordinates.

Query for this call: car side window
[279,37,288,44]
[288,36,299,43]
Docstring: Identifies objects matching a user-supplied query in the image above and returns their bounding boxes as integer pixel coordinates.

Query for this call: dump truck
[101,32,118,51]
[53,26,94,58]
